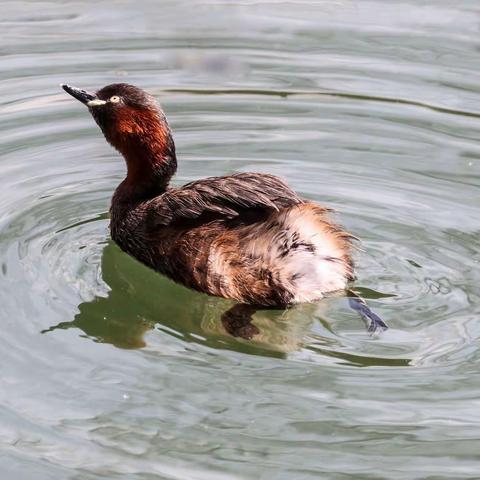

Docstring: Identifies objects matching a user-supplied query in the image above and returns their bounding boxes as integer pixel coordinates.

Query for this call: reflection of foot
[221,304,260,340]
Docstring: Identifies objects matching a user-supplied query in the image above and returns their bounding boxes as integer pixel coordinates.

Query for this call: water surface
[1,1,480,478]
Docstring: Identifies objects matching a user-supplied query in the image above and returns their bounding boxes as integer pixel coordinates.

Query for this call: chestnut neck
[112,111,177,205]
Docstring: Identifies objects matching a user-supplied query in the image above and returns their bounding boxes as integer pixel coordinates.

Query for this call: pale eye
[110,95,120,103]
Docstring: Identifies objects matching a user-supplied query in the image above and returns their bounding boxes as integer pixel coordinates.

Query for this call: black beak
[61,84,97,105]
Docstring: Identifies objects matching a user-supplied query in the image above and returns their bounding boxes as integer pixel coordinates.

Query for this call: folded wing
[146,173,305,226]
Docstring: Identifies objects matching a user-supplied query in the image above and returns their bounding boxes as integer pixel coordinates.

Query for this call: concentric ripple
[1,1,480,478]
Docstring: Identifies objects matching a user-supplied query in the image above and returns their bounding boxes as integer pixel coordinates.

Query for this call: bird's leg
[346,290,388,333]
[221,303,261,340]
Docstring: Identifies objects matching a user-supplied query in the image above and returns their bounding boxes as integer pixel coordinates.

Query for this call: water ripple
[1,0,480,478]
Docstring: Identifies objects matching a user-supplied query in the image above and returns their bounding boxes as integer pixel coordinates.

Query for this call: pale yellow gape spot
[87,98,106,107]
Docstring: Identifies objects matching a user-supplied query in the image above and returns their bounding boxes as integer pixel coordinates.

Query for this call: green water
[1,1,480,478]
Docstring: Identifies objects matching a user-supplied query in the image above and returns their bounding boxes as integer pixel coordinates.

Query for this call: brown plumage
[61,83,356,308]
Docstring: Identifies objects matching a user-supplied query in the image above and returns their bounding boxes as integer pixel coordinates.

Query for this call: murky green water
[1,1,480,478]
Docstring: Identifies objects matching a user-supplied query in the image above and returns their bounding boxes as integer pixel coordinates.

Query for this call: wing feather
[147,173,303,226]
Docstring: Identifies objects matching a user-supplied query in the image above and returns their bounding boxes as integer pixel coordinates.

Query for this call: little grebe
[62,83,386,331]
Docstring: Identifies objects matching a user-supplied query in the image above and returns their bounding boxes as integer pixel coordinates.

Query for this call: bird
[61,83,387,333]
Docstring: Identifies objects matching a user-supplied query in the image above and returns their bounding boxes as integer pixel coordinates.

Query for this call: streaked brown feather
[146,173,304,227]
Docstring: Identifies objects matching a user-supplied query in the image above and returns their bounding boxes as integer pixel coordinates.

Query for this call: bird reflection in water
[42,241,324,354]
